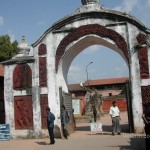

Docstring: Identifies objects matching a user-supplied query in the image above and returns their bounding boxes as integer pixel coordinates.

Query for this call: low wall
[102,98,127,112]
[75,98,127,123]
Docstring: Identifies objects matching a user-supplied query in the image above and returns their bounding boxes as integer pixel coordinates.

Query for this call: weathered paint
[2,2,150,138]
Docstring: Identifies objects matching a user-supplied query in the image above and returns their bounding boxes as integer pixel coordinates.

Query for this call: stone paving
[0,111,146,150]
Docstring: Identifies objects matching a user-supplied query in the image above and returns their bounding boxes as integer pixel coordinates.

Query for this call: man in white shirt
[109,101,121,135]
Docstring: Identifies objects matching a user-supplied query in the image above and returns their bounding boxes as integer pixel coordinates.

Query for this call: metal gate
[59,87,74,134]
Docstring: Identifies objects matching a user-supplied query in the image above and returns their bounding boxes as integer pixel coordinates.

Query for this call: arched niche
[13,64,32,90]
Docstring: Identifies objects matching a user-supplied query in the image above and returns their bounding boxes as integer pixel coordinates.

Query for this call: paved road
[0,111,146,150]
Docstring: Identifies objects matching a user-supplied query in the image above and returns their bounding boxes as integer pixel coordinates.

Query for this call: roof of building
[1,56,35,65]
[68,77,129,92]
[68,84,86,92]
[0,64,4,77]
[85,77,129,86]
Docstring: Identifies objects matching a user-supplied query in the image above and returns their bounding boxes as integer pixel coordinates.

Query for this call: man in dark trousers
[61,105,70,139]
[46,106,55,144]
[91,105,97,122]
[109,101,121,136]
[142,102,150,150]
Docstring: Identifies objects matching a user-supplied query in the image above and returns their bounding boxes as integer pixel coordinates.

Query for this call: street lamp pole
[86,62,93,87]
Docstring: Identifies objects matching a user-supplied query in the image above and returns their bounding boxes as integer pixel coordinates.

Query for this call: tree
[0,35,18,62]
[91,91,102,106]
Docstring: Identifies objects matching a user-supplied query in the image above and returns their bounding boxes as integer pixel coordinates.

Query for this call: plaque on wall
[14,96,33,129]
[0,124,10,141]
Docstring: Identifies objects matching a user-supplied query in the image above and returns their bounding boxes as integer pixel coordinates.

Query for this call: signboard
[0,124,10,141]
[85,91,92,100]
[72,99,80,115]
[90,122,103,135]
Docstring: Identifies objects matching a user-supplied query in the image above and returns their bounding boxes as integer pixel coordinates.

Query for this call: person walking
[46,106,55,144]
[72,108,76,130]
[61,105,70,139]
[109,101,121,136]
[91,105,97,122]
[142,102,150,150]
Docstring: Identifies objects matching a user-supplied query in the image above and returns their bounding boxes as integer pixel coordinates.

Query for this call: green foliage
[0,35,18,62]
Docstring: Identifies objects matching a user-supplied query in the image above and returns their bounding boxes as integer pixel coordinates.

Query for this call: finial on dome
[21,35,26,44]
[81,0,99,5]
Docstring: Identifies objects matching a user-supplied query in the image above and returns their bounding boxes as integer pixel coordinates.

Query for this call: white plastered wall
[53,19,147,133]
[4,9,150,138]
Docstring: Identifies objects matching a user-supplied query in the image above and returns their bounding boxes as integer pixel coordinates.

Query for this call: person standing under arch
[91,105,97,122]
[109,101,121,136]
[46,107,55,144]
[61,105,70,139]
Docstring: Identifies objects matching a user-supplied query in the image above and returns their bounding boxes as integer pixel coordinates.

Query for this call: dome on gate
[81,0,99,5]
[17,36,30,56]
[12,36,30,59]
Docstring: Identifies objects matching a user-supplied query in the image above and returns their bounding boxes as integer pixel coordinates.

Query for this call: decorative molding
[14,96,33,129]
[13,64,32,90]
[40,94,48,129]
[136,33,147,45]
[39,57,47,87]
[55,24,128,72]
[141,86,150,103]
[137,33,149,79]
[38,44,47,55]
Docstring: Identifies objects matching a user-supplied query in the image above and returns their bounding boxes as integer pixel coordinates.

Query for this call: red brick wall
[73,90,127,115]
[102,98,127,112]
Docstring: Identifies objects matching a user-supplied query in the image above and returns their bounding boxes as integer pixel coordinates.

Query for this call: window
[109,93,112,97]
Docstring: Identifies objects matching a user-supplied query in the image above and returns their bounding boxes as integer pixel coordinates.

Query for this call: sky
[0,0,150,84]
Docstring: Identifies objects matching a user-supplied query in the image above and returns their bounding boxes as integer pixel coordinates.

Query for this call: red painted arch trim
[55,24,128,72]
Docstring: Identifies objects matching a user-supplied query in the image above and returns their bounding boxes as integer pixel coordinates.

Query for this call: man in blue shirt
[46,107,55,144]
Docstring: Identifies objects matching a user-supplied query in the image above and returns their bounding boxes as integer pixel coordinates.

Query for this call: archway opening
[60,35,131,134]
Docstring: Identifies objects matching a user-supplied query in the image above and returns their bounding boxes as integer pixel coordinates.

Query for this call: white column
[130,48,144,133]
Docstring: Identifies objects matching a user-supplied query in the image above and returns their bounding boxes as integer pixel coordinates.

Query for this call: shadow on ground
[75,123,146,149]
[35,141,49,145]
[119,138,145,150]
